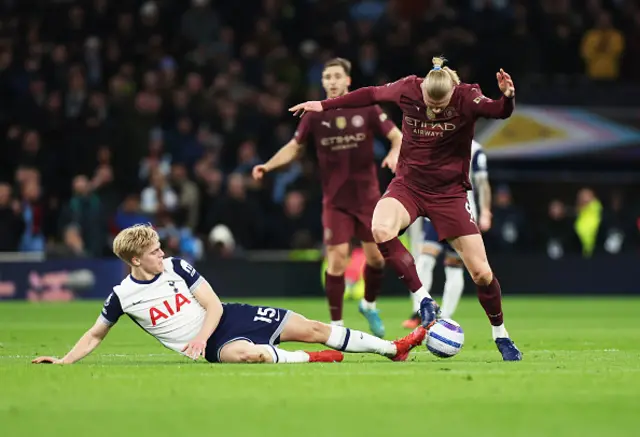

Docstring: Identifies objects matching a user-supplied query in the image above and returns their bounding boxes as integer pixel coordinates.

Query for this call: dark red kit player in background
[290,57,522,361]
[253,58,402,338]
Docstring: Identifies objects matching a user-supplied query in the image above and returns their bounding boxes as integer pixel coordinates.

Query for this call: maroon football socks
[363,265,384,303]
[325,272,345,322]
[376,237,422,293]
[477,276,504,326]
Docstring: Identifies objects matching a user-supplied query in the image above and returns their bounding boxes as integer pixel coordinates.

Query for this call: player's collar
[129,272,162,284]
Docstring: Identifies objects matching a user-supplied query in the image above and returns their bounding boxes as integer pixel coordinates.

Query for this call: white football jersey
[100,257,206,356]
[467,140,488,220]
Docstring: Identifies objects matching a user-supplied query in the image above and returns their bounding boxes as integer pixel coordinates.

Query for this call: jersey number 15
[254,307,280,324]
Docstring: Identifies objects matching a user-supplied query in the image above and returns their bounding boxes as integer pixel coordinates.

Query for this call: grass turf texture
[1,297,638,437]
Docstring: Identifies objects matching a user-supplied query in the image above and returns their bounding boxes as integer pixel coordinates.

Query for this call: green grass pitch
[1,296,639,437]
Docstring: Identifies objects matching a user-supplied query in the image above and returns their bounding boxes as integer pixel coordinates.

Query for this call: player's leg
[430,196,521,361]
[359,241,386,337]
[218,339,341,364]
[322,206,355,326]
[439,246,465,319]
[404,219,443,328]
[372,182,438,328]
[325,243,350,326]
[279,312,426,361]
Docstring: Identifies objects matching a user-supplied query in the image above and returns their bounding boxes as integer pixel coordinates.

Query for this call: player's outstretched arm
[183,280,223,360]
[289,77,407,116]
[469,69,515,119]
[32,319,112,364]
[252,139,303,180]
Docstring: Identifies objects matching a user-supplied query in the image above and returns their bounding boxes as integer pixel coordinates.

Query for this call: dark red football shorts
[381,178,479,241]
[322,203,376,245]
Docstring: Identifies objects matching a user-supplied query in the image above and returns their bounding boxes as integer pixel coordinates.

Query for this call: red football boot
[306,350,344,363]
[389,326,427,361]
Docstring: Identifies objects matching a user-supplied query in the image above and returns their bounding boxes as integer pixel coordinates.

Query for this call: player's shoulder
[164,256,194,274]
[456,82,482,96]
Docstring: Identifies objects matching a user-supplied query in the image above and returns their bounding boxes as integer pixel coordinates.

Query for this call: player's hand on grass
[497,69,515,98]
[289,101,323,117]
[182,340,207,361]
[479,210,492,232]
[252,164,268,180]
[32,356,63,364]
[382,149,399,173]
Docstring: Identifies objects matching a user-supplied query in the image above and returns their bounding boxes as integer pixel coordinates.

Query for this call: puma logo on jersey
[321,121,331,128]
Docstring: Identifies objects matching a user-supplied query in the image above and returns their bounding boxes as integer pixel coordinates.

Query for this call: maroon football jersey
[322,76,514,196]
[294,105,395,209]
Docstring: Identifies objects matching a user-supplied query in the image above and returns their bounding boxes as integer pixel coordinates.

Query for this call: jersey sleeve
[293,115,312,145]
[170,257,204,291]
[466,84,514,120]
[371,75,415,104]
[370,105,395,137]
[99,292,123,326]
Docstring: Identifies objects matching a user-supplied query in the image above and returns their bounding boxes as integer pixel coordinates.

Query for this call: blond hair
[112,223,159,264]
[424,57,461,100]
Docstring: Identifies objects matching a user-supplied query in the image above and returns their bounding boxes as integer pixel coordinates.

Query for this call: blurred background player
[404,140,492,329]
[253,58,402,338]
[32,224,426,365]
[289,58,522,361]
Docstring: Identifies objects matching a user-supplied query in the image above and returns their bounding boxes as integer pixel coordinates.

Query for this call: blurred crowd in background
[0,0,639,261]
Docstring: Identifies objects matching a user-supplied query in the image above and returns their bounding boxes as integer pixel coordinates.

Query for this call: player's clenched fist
[252,164,268,180]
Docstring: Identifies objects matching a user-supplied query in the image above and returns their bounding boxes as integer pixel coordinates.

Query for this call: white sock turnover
[360,299,376,311]
[491,324,509,340]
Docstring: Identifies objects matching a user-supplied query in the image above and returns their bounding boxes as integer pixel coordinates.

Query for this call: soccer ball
[426,319,464,358]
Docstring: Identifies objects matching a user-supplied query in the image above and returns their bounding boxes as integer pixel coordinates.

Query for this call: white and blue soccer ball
[426,319,464,358]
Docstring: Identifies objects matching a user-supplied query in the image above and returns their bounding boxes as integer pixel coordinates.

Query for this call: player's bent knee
[306,321,331,343]
[365,252,385,269]
[470,269,493,286]
[326,246,349,275]
[372,223,397,244]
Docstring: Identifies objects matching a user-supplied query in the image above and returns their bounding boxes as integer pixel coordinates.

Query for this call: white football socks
[263,345,310,363]
[412,286,432,305]
[440,265,465,319]
[360,299,376,311]
[491,324,509,340]
[416,254,436,297]
[325,325,396,356]
[412,254,435,310]
[330,320,344,326]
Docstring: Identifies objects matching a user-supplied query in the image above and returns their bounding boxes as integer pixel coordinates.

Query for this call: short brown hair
[112,223,159,265]
[323,58,352,75]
